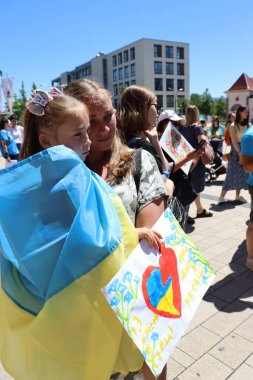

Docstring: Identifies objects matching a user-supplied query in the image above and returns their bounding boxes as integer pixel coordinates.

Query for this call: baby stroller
[205,138,227,183]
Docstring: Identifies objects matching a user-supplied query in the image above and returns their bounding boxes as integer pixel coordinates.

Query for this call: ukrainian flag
[0,146,143,380]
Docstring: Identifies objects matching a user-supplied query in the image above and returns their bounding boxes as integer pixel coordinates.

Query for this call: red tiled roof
[228,73,253,91]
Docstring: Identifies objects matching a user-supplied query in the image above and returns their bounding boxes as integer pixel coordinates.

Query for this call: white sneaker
[235,195,247,203]
[217,196,228,204]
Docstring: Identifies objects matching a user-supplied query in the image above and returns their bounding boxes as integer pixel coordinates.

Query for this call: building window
[177,63,184,75]
[118,52,122,65]
[125,81,129,87]
[166,79,174,91]
[113,84,118,96]
[154,61,163,74]
[113,69,117,81]
[166,46,173,58]
[113,55,117,67]
[167,95,174,108]
[124,66,129,78]
[177,79,185,91]
[130,63,136,77]
[118,67,123,80]
[157,95,163,109]
[131,80,136,85]
[124,50,129,62]
[130,47,135,60]
[177,47,184,59]
[166,62,174,75]
[154,44,162,57]
[155,78,163,91]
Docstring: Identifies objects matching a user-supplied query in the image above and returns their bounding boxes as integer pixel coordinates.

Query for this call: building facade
[52,38,189,111]
[225,73,253,122]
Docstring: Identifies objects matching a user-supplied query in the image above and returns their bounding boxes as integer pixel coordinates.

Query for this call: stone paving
[166,174,253,379]
[0,174,252,380]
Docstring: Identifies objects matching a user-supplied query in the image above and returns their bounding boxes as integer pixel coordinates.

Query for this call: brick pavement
[167,174,253,379]
[1,175,252,380]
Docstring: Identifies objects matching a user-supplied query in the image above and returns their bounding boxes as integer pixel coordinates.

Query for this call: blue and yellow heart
[142,243,182,318]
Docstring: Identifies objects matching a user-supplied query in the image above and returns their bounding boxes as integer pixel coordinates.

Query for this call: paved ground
[1,174,252,380]
[166,174,253,379]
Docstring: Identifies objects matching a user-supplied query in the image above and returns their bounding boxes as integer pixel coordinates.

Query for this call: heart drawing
[142,242,182,318]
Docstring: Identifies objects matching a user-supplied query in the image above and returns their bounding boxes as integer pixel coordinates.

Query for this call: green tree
[199,88,213,117]
[212,96,227,119]
[12,81,28,121]
[177,97,189,115]
[31,81,37,96]
[190,93,202,110]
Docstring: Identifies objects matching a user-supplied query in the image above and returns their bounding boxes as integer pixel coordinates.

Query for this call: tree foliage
[12,81,28,121]
[188,89,227,119]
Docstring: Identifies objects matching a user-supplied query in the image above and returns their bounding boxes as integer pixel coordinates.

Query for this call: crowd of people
[0,80,252,380]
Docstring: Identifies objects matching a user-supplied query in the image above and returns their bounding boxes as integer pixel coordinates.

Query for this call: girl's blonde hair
[64,79,134,183]
[117,85,156,135]
[185,105,200,126]
[20,94,88,160]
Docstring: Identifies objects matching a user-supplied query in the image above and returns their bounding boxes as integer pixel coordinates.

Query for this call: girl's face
[41,110,91,161]
[240,108,249,121]
[88,94,116,154]
[147,100,158,130]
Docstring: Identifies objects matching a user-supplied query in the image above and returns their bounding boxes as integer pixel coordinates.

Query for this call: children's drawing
[159,122,194,174]
[102,208,216,377]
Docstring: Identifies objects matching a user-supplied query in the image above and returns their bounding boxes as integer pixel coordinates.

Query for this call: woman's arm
[144,127,169,172]
[230,124,243,164]
[1,140,10,161]
[136,197,166,228]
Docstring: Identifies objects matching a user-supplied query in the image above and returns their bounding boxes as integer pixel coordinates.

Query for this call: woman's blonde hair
[64,79,134,182]
[185,105,200,126]
[20,94,88,159]
[117,85,156,135]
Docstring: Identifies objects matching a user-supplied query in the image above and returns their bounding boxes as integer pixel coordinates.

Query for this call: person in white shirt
[8,115,24,151]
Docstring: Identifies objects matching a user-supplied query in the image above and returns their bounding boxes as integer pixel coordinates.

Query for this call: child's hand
[137,227,162,250]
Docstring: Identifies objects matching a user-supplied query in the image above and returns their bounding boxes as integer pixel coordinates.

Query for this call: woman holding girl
[64,79,168,380]
[0,90,145,380]
[218,105,249,204]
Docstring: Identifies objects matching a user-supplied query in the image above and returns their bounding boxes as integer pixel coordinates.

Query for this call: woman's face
[147,99,158,130]
[240,108,249,121]
[88,95,116,153]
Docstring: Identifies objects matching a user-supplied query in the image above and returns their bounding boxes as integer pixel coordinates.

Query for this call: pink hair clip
[26,89,53,116]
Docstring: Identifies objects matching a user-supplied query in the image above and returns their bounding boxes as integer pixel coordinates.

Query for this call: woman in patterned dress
[64,79,168,380]
[218,106,249,204]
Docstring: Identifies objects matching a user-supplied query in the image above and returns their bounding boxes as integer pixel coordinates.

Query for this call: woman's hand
[137,227,162,251]
[238,153,243,166]
[187,149,204,161]
[144,126,159,142]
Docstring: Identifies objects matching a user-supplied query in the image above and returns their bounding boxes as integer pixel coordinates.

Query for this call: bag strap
[134,148,142,194]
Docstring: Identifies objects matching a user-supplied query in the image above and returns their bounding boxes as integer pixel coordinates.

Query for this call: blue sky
[1,0,253,98]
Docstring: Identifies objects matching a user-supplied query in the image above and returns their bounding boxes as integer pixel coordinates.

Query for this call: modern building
[52,38,190,111]
[225,73,253,122]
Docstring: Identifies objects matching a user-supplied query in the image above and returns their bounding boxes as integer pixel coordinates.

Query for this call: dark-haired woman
[0,117,19,161]
[218,106,249,203]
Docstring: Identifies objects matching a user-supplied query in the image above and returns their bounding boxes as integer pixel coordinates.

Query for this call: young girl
[0,90,145,380]
[64,79,168,380]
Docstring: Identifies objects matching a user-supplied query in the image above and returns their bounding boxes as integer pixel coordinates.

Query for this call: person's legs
[143,362,167,380]
[195,194,203,214]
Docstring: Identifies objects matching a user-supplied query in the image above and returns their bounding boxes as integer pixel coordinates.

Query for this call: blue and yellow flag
[0,146,143,380]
